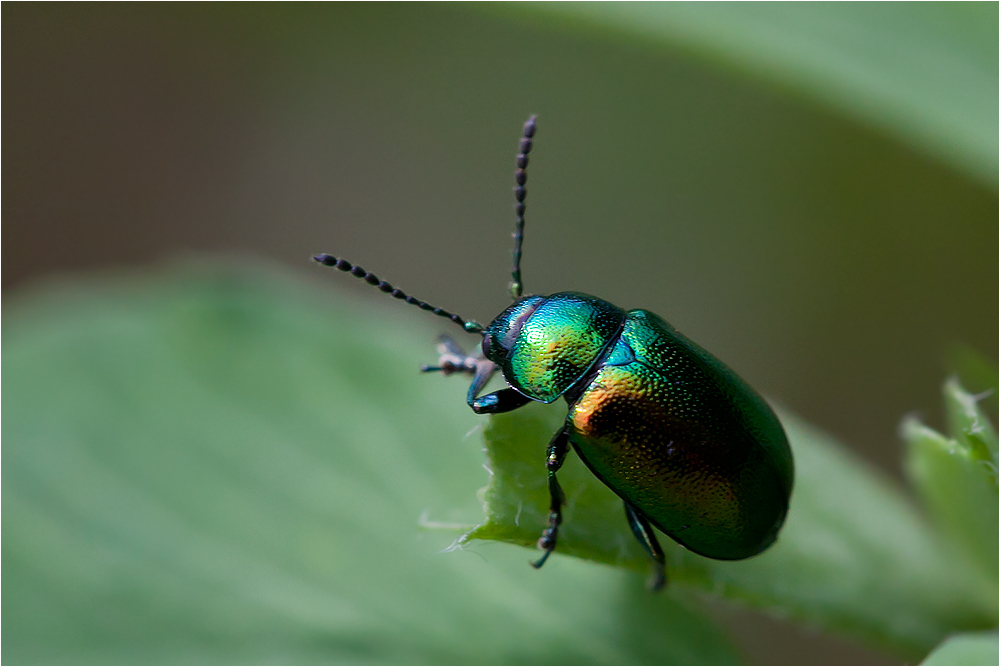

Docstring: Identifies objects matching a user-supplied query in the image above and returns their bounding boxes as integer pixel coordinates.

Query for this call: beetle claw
[531,549,552,569]
[647,565,667,592]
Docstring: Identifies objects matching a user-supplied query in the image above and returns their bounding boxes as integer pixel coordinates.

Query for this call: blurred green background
[4,3,997,665]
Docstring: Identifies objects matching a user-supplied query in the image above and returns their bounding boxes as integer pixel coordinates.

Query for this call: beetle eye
[481,335,491,358]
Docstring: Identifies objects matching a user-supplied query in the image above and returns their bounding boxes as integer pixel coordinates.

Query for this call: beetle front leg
[624,501,667,591]
[532,427,570,569]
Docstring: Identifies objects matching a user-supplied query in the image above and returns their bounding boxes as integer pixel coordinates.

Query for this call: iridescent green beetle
[316,116,794,589]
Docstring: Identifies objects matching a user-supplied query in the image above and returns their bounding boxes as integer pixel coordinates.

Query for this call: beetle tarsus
[421,336,479,376]
[470,388,532,414]
[647,564,667,592]
[624,501,668,591]
[531,546,552,569]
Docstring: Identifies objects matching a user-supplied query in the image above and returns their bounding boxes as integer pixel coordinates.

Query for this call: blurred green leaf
[921,630,999,666]
[948,345,1000,414]
[512,3,998,183]
[2,266,740,664]
[902,381,999,589]
[943,377,998,467]
[467,402,996,659]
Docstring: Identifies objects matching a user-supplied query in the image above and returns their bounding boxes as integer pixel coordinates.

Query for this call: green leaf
[948,345,1000,414]
[922,630,999,666]
[2,266,739,665]
[943,377,998,467]
[511,3,998,184]
[467,402,996,658]
[902,381,999,588]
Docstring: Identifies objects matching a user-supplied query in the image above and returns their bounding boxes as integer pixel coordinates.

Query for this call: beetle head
[483,292,626,403]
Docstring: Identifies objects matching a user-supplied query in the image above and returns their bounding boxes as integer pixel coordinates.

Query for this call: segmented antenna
[510,114,537,299]
[313,254,483,334]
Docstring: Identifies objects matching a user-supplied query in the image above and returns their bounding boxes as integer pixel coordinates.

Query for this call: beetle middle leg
[532,427,570,569]
[624,501,667,591]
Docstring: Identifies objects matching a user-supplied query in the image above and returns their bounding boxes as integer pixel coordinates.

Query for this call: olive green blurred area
[3,3,997,665]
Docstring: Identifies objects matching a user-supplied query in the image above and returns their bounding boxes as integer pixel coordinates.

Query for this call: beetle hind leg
[624,501,667,591]
[532,428,570,569]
